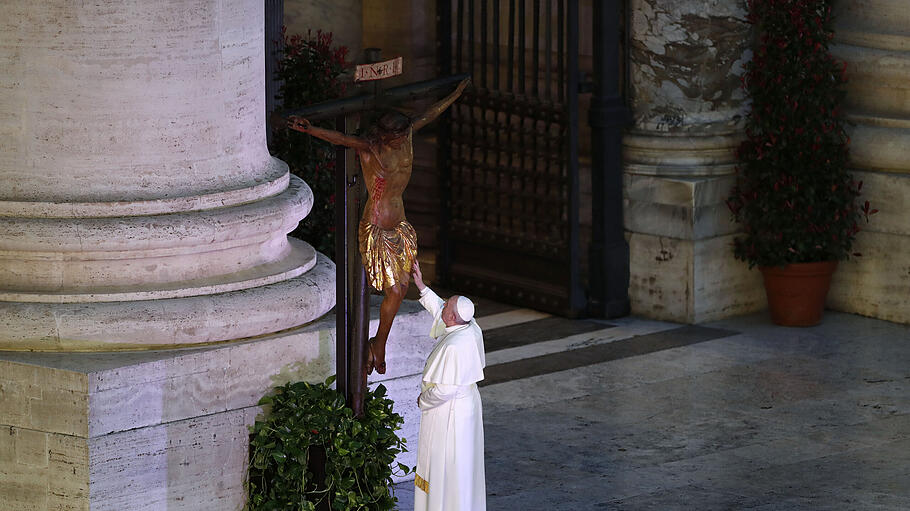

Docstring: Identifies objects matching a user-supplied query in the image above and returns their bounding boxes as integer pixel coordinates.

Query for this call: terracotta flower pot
[759,261,838,327]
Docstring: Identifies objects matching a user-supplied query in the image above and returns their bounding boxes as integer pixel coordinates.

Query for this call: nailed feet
[366,337,387,375]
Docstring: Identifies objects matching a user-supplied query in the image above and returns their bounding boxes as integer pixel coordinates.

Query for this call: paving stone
[395,311,910,510]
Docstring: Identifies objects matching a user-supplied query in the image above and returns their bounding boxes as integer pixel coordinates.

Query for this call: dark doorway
[436,0,584,316]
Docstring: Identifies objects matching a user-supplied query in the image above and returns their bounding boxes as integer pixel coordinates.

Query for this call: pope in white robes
[411,262,486,511]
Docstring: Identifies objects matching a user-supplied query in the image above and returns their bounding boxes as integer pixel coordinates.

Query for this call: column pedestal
[624,0,763,323]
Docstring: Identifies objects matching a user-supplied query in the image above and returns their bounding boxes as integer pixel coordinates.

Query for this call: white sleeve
[418,287,445,317]
[418,383,461,411]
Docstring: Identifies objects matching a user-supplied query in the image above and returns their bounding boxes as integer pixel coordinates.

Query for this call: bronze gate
[437,0,585,316]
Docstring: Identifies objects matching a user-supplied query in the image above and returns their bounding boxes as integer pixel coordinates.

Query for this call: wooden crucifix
[273,50,469,416]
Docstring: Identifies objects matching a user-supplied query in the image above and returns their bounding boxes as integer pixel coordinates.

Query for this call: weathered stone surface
[0,298,432,508]
[691,236,765,322]
[826,0,910,324]
[0,363,88,437]
[624,173,737,240]
[88,408,257,511]
[628,0,749,135]
[623,0,753,323]
[0,427,89,511]
[833,0,910,120]
[829,230,910,324]
[628,232,764,323]
[623,132,742,177]
[847,170,910,237]
[833,33,910,174]
[0,317,336,438]
[0,0,339,507]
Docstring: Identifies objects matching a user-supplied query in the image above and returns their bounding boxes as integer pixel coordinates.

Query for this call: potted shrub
[246,377,411,511]
[726,0,874,326]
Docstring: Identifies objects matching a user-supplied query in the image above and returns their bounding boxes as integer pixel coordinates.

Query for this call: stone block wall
[0,299,433,510]
[828,0,910,324]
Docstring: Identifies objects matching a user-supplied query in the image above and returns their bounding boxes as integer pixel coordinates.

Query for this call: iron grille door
[437,0,584,316]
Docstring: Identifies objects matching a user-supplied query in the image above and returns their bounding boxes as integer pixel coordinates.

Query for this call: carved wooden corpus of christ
[288,77,470,376]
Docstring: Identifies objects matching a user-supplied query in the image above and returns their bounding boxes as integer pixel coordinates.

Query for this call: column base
[0,297,434,510]
[628,232,765,324]
[0,250,335,351]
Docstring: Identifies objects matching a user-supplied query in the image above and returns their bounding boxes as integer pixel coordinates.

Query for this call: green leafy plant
[271,29,350,259]
[246,376,410,511]
[726,0,874,268]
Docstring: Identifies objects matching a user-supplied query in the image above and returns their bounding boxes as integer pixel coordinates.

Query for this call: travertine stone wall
[624,0,764,323]
[0,0,334,350]
[0,318,335,510]
[829,0,910,323]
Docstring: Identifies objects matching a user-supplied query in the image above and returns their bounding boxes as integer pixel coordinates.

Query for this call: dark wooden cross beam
[282,73,470,121]
[272,57,468,417]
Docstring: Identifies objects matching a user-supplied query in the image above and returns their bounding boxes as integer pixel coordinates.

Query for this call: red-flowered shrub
[726,0,873,268]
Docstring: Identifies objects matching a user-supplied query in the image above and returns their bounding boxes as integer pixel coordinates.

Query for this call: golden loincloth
[358,219,418,291]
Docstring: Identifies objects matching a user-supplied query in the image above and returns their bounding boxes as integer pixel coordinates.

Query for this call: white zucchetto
[455,296,475,323]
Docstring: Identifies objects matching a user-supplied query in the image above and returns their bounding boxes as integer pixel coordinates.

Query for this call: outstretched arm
[411,77,470,132]
[287,116,371,151]
[412,262,444,316]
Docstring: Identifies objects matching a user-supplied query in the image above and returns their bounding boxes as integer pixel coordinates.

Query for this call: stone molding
[623,131,742,177]
[0,175,313,293]
[0,160,289,219]
[0,252,335,351]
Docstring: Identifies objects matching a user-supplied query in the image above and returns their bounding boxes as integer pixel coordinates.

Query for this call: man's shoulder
[445,325,482,347]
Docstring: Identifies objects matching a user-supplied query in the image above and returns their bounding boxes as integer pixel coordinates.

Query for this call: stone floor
[391,309,910,510]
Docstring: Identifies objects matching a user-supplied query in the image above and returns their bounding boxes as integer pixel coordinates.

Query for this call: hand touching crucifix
[288,77,469,375]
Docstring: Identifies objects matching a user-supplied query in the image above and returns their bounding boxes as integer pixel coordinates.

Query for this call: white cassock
[414,287,486,511]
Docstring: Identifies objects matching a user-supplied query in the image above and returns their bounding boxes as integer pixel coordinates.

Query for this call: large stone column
[828,0,910,323]
[624,0,764,323]
[0,1,335,508]
[0,0,334,350]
